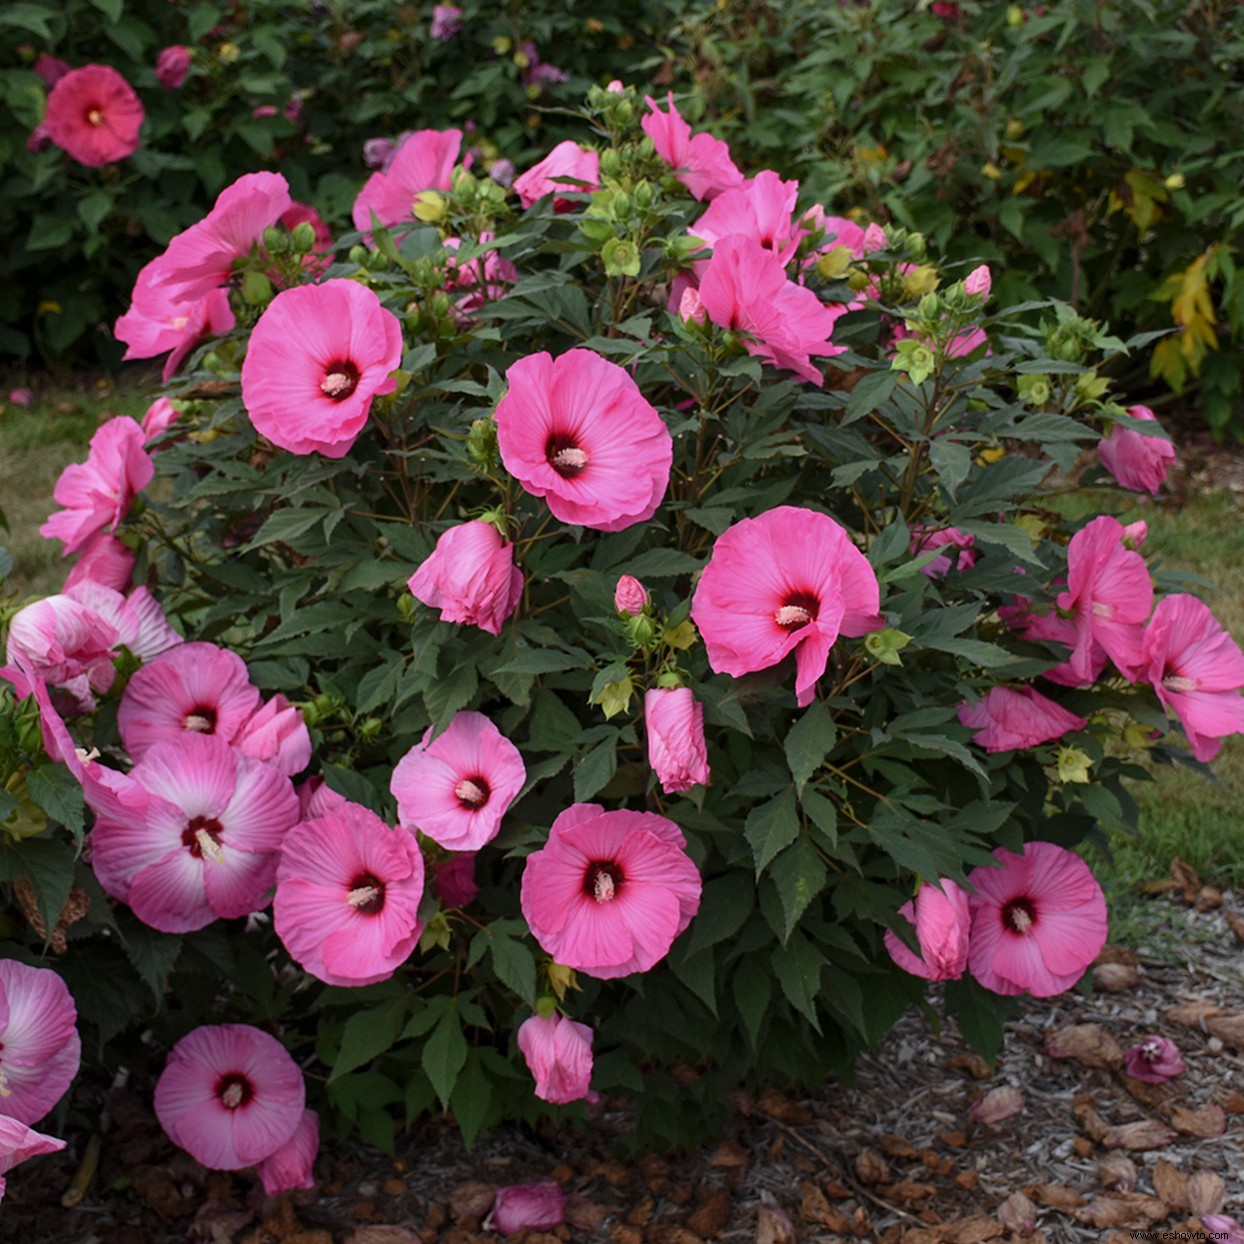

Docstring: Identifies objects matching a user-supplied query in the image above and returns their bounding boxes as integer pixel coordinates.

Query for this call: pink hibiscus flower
[443,233,517,320]
[909,524,977,577]
[957,686,1087,753]
[0,1117,67,1203]
[644,687,709,794]
[44,64,143,167]
[4,592,122,712]
[513,141,600,211]
[1053,515,1153,685]
[641,93,743,201]
[429,852,478,908]
[883,879,971,981]
[1123,1036,1186,1084]
[273,802,425,987]
[966,842,1107,997]
[494,349,672,532]
[154,1024,305,1170]
[0,960,81,1126]
[1140,593,1244,762]
[240,279,402,458]
[699,235,847,385]
[691,506,883,706]
[690,170,806,264]
[155,45,192,89]
[516,1013,597,1105]
[256,1108,318,1195]
[351,128,462,235]
[40,416,153,556]
[86,733,300,933]
[154,172,292,305]
[391,710,526,851]
[408,520,524,634]
[520,804,701,979]
[63,532,135,594]
[1098,405,1176,496]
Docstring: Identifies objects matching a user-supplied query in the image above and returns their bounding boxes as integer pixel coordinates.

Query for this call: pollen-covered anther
[774,604,812,628]
[320,371,354,398]
[347,884,381,909]
[551,446,588,472]
[184,714,213,733]
[87,108,103,126]
[454,778,487,807]
[195,828,225,863]
[220,1081,245,1108]
[1009,906,1033,933]
[1163,674,1197,693]
[1091,601,1114,618]
[593,871,616,903]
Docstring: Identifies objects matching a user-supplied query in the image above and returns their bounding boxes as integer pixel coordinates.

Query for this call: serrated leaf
[732,954,772,1051]
[769,835,828,942]
[770,932,824,1031]
[0,836,74,946]
[784,702,837,793]
[944,976,1016,1063]
[489,932,537,1007]
[450,1050,494,1148]
[25,763,85,841]
[686,872,754,957]
[928,439,972,499]
[744,787,800,875]
[422,1005,468,1109]
[800,787,838,848]
[623,548,703,578]
[573,733,618,802]
[330,998,408,1083]
[121,921,182,1003]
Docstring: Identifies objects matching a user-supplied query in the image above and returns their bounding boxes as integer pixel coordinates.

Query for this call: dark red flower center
[454,776,491,809]
[215,1073,254,1110]
[584,861,624,903]
[182,815,225,861]
[546,434,588,477]
[774,590,819,631]
[183,704,218,734]
[1002,896,1037,935]
[347,871,386,915]
[320,360,360,400]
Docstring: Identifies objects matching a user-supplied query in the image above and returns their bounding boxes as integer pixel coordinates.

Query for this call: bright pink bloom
[957,686,1087,753]
[615,575,648,615]
[966,842,1108,997]
[691,171,805,263]
[1201,1218,1244,1244]
[1123,1036,1186,1083]
[44,64,143,167]
[443,233,517,320]
[964,264,992,298]
[513,141,600,211]
[910,525,977,577]
[1140,593,1244,762]
[431,4,464,39]
[118,642,260,761]
[296,776,350,820]
[0,1117,66,1202]
[430,852,478,907]
[0,960,81,1126]
[699,235,847,385]
[641,93,743,201]
[40,416,153,556]
[679,285,706,323]
[241,279,401,459]
[691,506,882,706]
[86,733,299,933]
[490,1182,567,1236]
[255,1108,318,1194]
[391,711,526,851]
[154,1024,304,1170]
[520,804,701,979]
[352,128,462,234]
[494,349,672,532]
[1054,515,1153,684]
[67,579,181,665]
[7,388,33,408]
[645,687,709,794]
[883,880,971,981]
[154,172,291,304]
[274,802,425,987]
[138,399,178,445]
[155,45,192,89]
[408,521,523,634]
[232,694,311,777]
[1098,405,1176,496]
[33,55,70,87]
[516,1013,597,1105]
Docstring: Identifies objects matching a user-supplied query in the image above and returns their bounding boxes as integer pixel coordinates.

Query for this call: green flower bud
[348,244,370,266]
[599,148,622,179]
[602,237,641,278]
[465,417,498,470]
[291,220,318,254]
[262,226,289,255]
[240,270,273,307]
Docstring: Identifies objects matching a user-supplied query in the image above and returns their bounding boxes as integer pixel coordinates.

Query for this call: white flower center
[454,778,487,807]
[552,447,588,471]
[347,884,381,909]
[0,1067,10,1098]
[593,871,616,903]
[1163,674,1197,693]
[184,714,213,733]
[88,108,104,127]
[220,1081,244,1108]
[774,604,812,628]
[321,371,354,397]
[195,827,225,864]
[1009,906,1032,933]
[1091,601,1114,618]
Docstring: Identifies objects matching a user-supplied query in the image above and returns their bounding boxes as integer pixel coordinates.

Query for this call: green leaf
[330,998,408,1083]
[770,932,824,1030]
[25,764,85,841]
[784,702,837,793]
[669,947,717,1015]
[573,733,618,802]
[489,931,537,1008]
[422,1005,468,1109]
[424,662,478,731]
[0,4,57,37]
[800,787,838,848]
[0,836,74,945]
[928,439,972,500]
[623,549,703,578]
[26,214,75,252]
[121,921,182,1003]
[744,787,800,876]
[944,976,1016,1064]
[450,1050,494,1148]
[686,873,754,957]
[769,835,828,942]
[89,0,124,20]
[732,954,772,1051]
[77,191,113,233]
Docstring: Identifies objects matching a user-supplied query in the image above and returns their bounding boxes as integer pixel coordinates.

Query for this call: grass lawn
[2,381,1242,946]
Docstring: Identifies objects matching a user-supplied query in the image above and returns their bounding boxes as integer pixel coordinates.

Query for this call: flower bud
[816,246,854,280]
[1164,172,1185,191]
[645,687,709,794]
[864,627,912,666]
[964,264,992,298]
[413,190,448,223]
[678,286,707,324]
[465,417,499,470]
[241,270,274,307]
[291,220,318,254]
[614,574,648,615]
[348,243,370,266]
[904,265,939,299]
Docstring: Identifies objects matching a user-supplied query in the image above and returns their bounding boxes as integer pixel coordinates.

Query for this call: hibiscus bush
[4,81,1244,1183]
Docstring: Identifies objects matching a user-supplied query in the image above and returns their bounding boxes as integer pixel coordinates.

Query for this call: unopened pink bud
[1121,519,1148,548]
[614,574,648,615]
[964,264,992,298]
[606,79,625,93]
[679,286,706,324]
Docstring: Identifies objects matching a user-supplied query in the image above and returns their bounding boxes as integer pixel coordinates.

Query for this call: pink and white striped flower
[0,960,81,1126]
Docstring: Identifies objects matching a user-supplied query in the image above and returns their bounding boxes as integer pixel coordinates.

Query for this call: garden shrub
[2,80,1243,1180]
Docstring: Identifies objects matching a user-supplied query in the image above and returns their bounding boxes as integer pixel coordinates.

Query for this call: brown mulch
[5,875,1242,1244]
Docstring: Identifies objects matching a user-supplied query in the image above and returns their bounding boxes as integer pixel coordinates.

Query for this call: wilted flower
[44,64,144,166]
[516,1013,597,1104]
[1123,1035,1186,1083]
[0,1117,66,1203]
[957,686,1087,753]
[968,1085,1025,1125]
[489,1182,567,1235]
[691,506,882,706]
[1098,405,1176,496]
[240,279,402,458]
[155,45,192,89]
[645,687,709,794]
[408,521,523,634]
[1200,1217,1244,1244]
[0,960,81,1126]
[255,1109,318,1195]
[154,1024,305,1170]
[521,804,701,979]
[883,880,971,981]
[430,4,463,39]
[965,842,1108,997]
